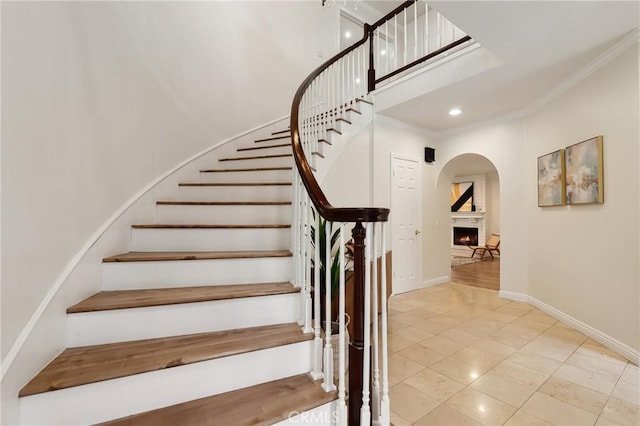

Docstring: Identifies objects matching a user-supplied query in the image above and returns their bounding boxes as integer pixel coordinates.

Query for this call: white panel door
[391,155,422,294]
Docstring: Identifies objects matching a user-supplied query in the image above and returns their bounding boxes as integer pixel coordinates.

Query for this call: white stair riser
[274,401,338,426]
[156,203,292,225]
[103,257,292,289]
[131,227,291,251]
[68,293,300,346]
[218,155,292,168]
[20,341,313,425]
[199,169,292,183]
[236,145,292,156]
[177,184,292,202]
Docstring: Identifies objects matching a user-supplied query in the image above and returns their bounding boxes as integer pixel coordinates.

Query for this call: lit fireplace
[453,227,478,246]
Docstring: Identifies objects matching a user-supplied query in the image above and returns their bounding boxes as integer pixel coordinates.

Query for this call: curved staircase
[18,128,340,425]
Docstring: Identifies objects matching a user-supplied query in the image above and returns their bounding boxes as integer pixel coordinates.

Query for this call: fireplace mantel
[451,212,485,220]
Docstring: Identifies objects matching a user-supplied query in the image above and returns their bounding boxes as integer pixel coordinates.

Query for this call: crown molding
[520,27,640,117]
[433,28,640,138]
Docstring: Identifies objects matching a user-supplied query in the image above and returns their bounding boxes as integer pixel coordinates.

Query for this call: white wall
[321,115,445,290]
[524,44,639,353]
[1,2,337,422]
[486,172,500,235]
[432,42,639,356]
[436,120,528,294]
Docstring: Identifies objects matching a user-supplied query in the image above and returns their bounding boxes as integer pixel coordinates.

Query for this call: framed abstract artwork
[565,136,604,204]
[538,149,565,207]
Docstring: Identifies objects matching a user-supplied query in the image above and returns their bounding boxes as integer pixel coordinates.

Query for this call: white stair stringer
[177,184,292,202]
[312,101,373,182]
[156,203,292,225]
[67,292,301,347]
[19,340,313,426]
[103,256,292,289]
[131,226,291,251]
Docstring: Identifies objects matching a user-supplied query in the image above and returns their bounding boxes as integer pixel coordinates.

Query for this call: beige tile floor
[387,283,639,425]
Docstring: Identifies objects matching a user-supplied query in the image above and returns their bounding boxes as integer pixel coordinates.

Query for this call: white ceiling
[355,1,639,131]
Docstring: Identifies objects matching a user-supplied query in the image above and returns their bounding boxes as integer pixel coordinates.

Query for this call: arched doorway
[437,154,501,290]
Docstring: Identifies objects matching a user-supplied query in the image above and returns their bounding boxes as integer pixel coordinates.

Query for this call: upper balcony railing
[367,0,472,91]
[289,1,471,424]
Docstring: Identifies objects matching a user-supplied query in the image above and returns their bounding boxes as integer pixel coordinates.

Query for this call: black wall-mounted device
[424,147,435,163]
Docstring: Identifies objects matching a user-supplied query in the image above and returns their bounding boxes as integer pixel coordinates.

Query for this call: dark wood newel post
[349,221,366,426]
[366,24,376,93]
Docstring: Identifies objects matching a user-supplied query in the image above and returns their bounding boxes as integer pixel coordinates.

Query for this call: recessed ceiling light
[355,78,361,84]
[449,108,462,116]
[345,31,352,39]
[380,49,386,56]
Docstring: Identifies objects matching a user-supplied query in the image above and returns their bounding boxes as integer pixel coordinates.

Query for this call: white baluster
[295,177,304,328]
[380,223,390,425]
[371,225,381,425]
[292,172,300,289]
[414,1,418,61]
[451,17,455,44]
[322,220,336,392]
[311,210,324,379]
[360,222,372,425]
[311,82,317,157]
[374,29,379,82]
[394,15,398,70]
[385,21,389,75]
[337,222,347,424]
[403,9,407,66]
[303,194,313,333]
[437,11,442,49]
[424,2,429,55]
[320,73,325,145]
[329,64,334,132]
[340,58,345,118]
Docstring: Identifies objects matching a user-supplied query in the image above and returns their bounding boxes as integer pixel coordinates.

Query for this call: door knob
[415,229,421,235]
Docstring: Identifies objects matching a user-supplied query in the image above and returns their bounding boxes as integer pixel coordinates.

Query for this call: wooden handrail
[366,1,473,92]
[370,0,415,30]
[290,24,390,224]
[375,35,472,86]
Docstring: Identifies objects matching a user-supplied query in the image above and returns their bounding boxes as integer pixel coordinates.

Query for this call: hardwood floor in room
[451,257,500,291]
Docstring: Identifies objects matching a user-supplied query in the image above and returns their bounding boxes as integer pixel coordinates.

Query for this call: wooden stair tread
[156,201,291,206]
[200,166,292,173]
[19,323,310,397]
[219,153,292,161]
[254,135,291,143]
[67,282,300,313]
[178,182,291,187]
[131,224,291,229]
[98,373,336,426]
[271,129,290,136]
[103,250,292,263]
[356,97,373,105]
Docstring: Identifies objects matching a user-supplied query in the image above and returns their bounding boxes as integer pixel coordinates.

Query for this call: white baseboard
[499,291,639,365]
[422,276,450,288]
[498,290,528,303]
